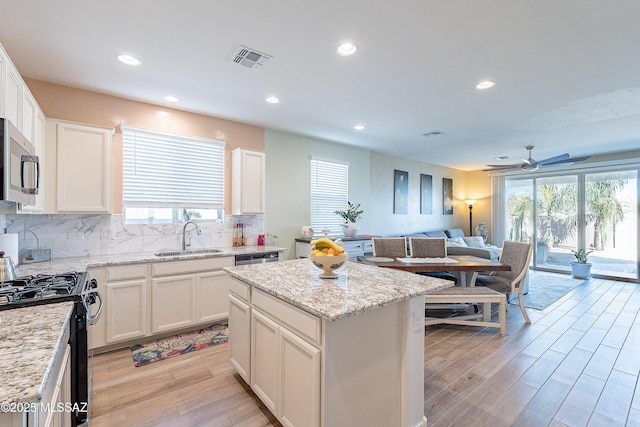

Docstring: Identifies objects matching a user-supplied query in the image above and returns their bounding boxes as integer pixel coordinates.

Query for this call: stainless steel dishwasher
[234,251,280,265]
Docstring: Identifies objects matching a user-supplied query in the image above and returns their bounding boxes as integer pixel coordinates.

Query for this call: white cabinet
[232,148,265,215]
[40,344,71,427]
[91,256,234,350]
[46,120,113,213]
[101,264,148,344]
[229,292,251,383]
[106,278,148,343]
[242,287,321,427]
[151,257,234,334]
[3,57,21,129]
[151,274,195,333]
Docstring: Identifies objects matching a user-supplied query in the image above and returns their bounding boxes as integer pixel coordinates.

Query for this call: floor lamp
[465,199,477,236]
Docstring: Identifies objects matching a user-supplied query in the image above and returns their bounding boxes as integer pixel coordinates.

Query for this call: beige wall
[25,78,265,214]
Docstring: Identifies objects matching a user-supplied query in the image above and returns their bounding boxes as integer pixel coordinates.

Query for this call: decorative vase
[475,222,489,243]
[571,262,592,279]
[341,222,358,238]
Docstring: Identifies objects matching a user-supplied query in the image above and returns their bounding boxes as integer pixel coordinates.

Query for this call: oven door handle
[84,289,103,325]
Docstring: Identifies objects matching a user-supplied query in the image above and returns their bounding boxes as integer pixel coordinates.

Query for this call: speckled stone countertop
[225,258,453,321]
[17,245,287,276]
[0,302,74,405]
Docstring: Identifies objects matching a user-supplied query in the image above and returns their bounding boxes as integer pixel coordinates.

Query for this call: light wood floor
[90,276,640,426]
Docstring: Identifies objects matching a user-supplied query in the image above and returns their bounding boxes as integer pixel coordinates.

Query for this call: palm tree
[586,180,626,250]
[537,183,577,246]
[507,191,533,241]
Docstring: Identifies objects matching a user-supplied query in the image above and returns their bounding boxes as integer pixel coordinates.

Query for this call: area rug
[509,270,587,311]
[130,323,228,367]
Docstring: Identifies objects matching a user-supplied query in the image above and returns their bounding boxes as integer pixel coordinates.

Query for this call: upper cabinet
[0,43,47,213]
[46,119,113,213]
[232,148,265,215]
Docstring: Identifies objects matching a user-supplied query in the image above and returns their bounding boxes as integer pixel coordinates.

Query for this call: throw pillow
[463,236,486,248]
[447,237,467,247]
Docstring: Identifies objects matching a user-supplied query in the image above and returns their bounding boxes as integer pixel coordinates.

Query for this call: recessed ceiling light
[266,96,280,104]
[337,43,357,56]
[354,124,365,130]
[494,155,509,160]
[164,95,179,103]
[476,80,496,90]
[117,54,142,66]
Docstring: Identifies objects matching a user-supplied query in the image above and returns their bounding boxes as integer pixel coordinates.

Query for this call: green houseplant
[570,248,594,279]
[334,202,363,237]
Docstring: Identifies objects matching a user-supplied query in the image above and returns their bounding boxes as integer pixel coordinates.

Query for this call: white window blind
[310,157,349,235]
[122,125,225,208]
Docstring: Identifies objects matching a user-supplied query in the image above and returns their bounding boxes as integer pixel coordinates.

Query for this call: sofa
[403,228,501,260]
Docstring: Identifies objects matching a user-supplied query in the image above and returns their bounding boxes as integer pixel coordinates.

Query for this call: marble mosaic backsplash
[1,214,265,260]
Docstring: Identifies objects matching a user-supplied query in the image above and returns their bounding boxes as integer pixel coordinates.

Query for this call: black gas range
[0,271,102,426]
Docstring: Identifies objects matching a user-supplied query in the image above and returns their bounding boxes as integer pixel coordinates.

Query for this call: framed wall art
[393,169,408,214]
[420,174,433,214]
[442,178,453,215]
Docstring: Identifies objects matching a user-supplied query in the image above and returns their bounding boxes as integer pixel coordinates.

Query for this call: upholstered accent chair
[371,237,407,258]
[408,237,457,283]
[475,240,533,323]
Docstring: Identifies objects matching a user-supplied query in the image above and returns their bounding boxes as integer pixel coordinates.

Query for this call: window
[122,125,225,223]
[310,157,349,235]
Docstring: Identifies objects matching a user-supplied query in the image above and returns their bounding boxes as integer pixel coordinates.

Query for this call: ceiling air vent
[231,46,272,70]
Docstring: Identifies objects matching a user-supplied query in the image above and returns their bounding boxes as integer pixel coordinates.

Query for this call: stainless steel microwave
[0,118,39,206]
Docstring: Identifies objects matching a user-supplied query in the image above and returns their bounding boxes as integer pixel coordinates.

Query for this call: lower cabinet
[230,282,321,427]
[228,293,251,383]
[89,256,234,350]
[151,275,195,333]
[40,344,71,427]
[251,309,320,427]
[106,278,148,343]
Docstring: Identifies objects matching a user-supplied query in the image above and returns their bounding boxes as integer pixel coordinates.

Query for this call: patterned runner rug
[130,323,228,367]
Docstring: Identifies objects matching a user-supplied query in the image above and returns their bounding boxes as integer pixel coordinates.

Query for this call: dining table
[356,255,511,286]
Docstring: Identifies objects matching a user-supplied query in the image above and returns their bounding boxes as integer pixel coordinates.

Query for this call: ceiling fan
[483,146,591,172]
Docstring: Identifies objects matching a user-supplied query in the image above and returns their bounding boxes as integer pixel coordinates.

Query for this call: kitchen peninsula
[225,258,453,427]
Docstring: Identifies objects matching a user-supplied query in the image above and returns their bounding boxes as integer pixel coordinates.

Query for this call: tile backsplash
[2,214,265,259]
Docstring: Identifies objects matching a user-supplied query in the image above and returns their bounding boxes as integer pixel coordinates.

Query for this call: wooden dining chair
[371,237,407,258]
[408,237,457,283]
[409,237,447,257]
[475,240,534,323]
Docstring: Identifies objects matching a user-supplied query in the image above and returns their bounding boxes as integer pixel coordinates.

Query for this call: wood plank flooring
[90,276,640,426]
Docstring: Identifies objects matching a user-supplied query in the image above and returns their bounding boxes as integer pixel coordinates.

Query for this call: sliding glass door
[504,167,638,281]
[584,170,637,279]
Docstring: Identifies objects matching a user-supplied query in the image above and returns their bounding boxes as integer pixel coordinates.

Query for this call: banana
[310,237,344,253]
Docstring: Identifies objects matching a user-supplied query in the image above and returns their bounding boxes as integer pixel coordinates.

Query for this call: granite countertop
[17,245,287,276]
[0,302,74,405]
[224,258,452,321]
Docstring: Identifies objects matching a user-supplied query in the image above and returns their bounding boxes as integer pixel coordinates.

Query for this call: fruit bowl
[310,253,348,279]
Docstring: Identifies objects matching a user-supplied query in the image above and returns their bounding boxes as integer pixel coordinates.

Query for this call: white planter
[341,223,358,238]
[571,262,592,279]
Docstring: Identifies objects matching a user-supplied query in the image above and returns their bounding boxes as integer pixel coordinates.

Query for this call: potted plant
[334,201,363,238]
[571,248,594,279]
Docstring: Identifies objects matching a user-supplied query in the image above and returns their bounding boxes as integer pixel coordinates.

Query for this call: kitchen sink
[154,248,223,257]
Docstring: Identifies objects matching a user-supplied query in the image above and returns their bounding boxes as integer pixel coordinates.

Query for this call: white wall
[265,129,371,259]
[368,152,472,236]
[265,129,473,259]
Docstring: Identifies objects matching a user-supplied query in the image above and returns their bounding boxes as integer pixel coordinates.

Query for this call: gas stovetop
[0,271,86,310]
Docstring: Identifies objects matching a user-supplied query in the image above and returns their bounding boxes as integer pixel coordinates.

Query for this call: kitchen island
[224,258,453,427]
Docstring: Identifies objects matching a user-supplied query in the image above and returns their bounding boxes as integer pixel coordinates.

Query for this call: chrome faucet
[181,220,202,251]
